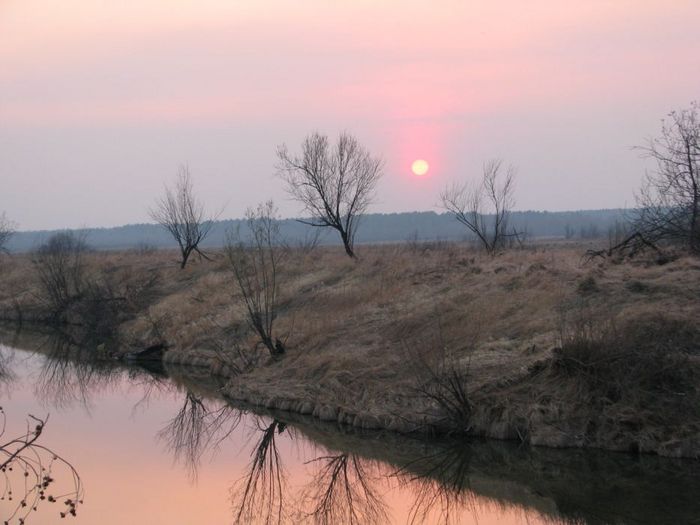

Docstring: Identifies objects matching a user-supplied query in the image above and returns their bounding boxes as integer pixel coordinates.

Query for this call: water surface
[0,334,698,524]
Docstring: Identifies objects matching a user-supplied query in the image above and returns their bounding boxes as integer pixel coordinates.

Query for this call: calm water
[0,333,699,525]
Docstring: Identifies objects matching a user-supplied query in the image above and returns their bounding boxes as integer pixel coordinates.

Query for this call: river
[0,333,698,524]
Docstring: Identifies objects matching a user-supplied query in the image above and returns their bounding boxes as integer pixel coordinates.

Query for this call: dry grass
[1,241,699,454]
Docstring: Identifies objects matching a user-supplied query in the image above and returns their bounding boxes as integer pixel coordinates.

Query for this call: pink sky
[1,1,699,229]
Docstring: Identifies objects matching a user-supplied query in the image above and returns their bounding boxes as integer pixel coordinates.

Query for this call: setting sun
[411,159,429,176]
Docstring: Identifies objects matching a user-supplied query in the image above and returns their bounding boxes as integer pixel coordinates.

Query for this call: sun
[411,159,429,176]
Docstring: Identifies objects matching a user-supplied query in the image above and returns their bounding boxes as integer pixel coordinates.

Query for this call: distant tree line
[5,209,628,254]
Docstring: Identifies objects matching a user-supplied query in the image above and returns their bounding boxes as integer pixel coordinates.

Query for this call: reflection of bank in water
[221,398,700,525]
[2,330,699,525]
[162,356,700,525]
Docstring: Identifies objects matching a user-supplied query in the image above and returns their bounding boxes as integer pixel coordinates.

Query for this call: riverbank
[1,241,699,457]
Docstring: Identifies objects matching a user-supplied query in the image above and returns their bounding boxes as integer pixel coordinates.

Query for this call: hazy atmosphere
[2,3,700,525]
[3,1,699,230]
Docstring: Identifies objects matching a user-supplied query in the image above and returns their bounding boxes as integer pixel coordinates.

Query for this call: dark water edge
[0,327,699,525]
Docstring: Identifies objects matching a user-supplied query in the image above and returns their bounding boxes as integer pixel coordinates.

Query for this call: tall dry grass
[1,240,699,448]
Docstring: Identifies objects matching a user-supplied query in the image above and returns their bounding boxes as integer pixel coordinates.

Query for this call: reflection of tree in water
[301,453,388,525]
[231,419,289,525]
[19,330,694,525]
[229,420,389,525]
[156,397,292,522]
[0,411,83,523]
[396,441,478,525]
[0,345,16,392]
[157,392,242,480]
[33,335,124,409]
[32,333,169,411]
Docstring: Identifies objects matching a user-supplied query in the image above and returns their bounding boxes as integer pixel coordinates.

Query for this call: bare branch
[0,411,84,522]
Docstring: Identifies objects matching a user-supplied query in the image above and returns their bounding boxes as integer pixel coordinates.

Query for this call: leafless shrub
[75,268,158,340]
[404,320,476,434]
[32,232,158,339]
[419,360,472,434]
[583,231,667,263]
[210,327,260,374]
[583,220,659,263]
[141,309,170,349]
[117,267,160,312]
[607,219,632,249]
[284,227,321,255]
[226,201,285,357]
[150,165,218,268]
[441,159,520,255]
[0,411,84,522]
[32,231,89,317]
[277,132,383,258]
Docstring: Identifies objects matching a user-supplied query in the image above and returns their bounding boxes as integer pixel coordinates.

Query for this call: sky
[1,1,699,230]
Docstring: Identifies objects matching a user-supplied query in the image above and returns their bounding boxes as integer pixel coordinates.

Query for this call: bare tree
[276,132,383,258]
[226,201,285,357]
[150,166,217,268]
[0,212,15,255]
[441,159,517,255]
[635,102,700,253]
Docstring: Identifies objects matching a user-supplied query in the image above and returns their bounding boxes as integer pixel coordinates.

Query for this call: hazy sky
[2,1,699,230]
